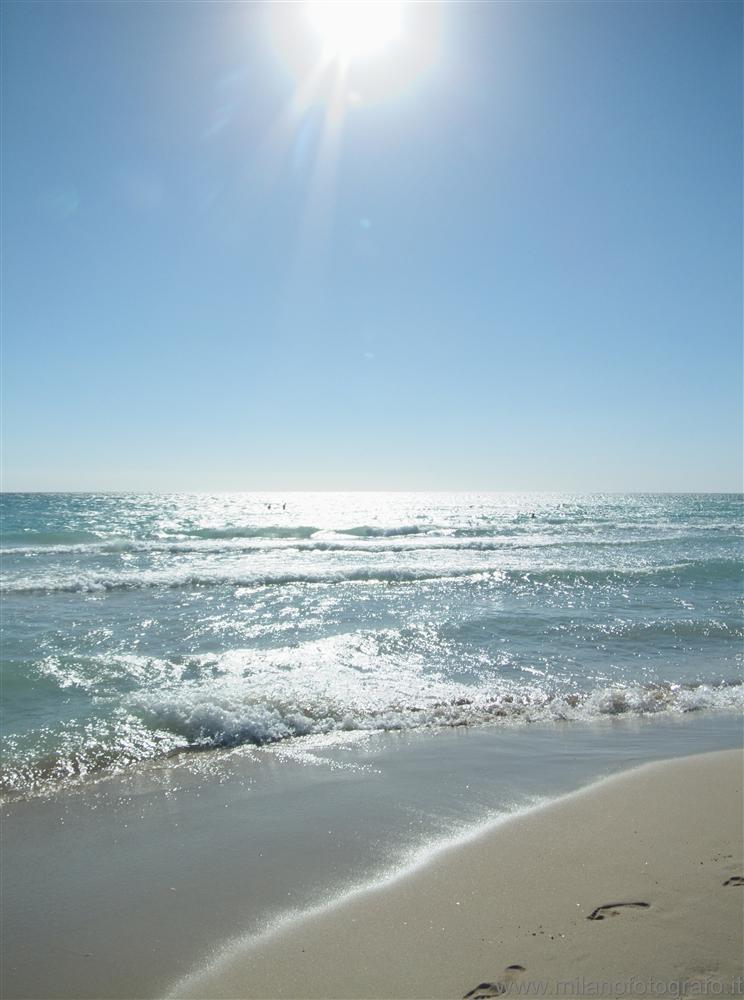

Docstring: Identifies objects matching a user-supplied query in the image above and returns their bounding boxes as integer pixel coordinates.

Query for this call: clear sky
[2,0,741,491]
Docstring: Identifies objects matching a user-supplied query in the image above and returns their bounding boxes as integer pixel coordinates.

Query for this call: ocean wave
[6,532,737,559]
[4,556,741,596]
[334,524,423,538]
[135,678,744,749]
[2,565,496,595]
[1,536,523,557]
[3,677,741,797]
[0,526,322,548]
[186,525,320,540]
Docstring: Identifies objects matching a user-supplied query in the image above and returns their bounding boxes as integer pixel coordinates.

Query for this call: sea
[2,491,742,800]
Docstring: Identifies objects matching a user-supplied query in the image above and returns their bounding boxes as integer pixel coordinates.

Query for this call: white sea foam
[1,564,499,595]
[2,532,719,559]
[119,635,744,751]
[4,553,741,596]
[134,679,744,747]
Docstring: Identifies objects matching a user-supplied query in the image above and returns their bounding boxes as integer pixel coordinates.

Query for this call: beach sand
[4,717,741,1000]
[176,749,744,999]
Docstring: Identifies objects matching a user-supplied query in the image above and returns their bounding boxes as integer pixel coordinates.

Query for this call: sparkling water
[2,492,742,796]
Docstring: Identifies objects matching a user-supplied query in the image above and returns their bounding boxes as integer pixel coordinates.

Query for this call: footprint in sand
[464,965,527,998]
[587,901,650,921]
[723,876,743,886]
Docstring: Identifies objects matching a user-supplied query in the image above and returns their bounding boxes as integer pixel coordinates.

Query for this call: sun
[267,1,442,107]
[306,1,404,61]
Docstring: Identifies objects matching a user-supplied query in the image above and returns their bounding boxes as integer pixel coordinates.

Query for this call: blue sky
[2,0,741,491]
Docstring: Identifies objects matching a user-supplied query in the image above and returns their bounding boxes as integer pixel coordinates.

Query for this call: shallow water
[2,492,742,796]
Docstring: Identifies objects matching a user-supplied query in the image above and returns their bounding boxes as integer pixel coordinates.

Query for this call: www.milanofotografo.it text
[483,975,744,996]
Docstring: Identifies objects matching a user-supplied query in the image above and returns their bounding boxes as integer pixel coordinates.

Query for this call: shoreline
[2,716,742,1000]
[4,703,744,808]
[173,749,744,999]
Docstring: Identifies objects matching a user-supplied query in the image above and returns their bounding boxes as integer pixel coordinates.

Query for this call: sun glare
[263,0,443,264]
[306,1,403,60]
[268,2,442,105]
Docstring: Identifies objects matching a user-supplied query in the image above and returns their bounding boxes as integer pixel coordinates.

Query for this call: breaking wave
[335,524,422,538]
[187,525,320,540]
[3,671,742,797]
[134,678,744,747]
[2,565,496,595]
[4,557,741,596]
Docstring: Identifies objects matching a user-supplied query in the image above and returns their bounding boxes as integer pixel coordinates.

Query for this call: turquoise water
[1,492,742,796]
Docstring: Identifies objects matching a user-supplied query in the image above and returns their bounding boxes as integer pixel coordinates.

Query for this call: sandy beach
[175,749,744,999]
[4,716,742,1000]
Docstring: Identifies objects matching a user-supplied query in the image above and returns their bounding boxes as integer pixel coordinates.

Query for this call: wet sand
[175,749,744,999]
[2,718,742,999]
